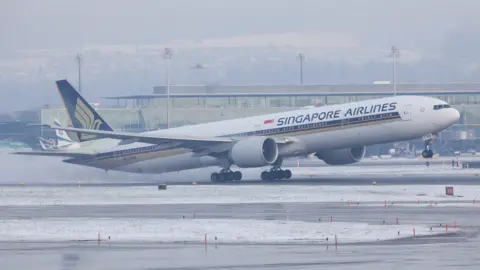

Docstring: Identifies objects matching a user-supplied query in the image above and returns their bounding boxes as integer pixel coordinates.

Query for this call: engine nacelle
[314,146,366,165]
[229,137,279,168]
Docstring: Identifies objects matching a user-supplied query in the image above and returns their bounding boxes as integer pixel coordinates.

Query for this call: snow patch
[0,218,452,244]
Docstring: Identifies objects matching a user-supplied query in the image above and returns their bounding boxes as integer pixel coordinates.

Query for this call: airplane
[37,119,80,150]
[13,79,460,182]
[37,137,56,150]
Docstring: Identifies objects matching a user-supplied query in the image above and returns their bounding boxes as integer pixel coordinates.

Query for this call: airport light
[163,48,173,129]
[390,46,400,96]
[75,54,82,93]
[297,53,305,85]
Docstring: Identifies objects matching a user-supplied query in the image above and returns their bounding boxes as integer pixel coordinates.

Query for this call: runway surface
[0,204,479,270]
[3,174,480,187]
[1,182,480,269]
[1,201,479,226]
[2,237,480,270]
[3,152,480,269]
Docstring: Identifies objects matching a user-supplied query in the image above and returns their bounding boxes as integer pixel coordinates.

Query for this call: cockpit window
[433,104,451,110]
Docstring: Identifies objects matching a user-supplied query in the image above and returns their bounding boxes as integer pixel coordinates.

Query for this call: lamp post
[297,53,305,85]
[75,54,82,93]
[163,48,173,129]
[390,46,400,95]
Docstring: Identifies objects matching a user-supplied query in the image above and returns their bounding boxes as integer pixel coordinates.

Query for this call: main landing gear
[260,158,292,181]
[210,169,242,183]
[260,168,292,181]
[421,133,436,159]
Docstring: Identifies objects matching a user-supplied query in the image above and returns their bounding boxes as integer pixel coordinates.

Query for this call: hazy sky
[2,0,480,113]
[1,0,480,52]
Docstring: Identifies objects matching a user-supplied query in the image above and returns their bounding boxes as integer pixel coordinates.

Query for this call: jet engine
[314,146,366,165]
[229,137,279,168]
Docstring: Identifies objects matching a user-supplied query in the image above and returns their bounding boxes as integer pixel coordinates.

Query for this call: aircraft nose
[451,108,461,123]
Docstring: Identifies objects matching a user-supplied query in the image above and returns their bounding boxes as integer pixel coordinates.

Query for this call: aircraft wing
[51,126,293,151]
[51,126,236,148]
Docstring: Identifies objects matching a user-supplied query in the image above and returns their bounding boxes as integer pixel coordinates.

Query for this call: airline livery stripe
[226,111,400,137]
[72,111,402,164]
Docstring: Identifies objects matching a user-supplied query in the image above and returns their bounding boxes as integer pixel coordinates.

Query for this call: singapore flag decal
[264,119,274,124]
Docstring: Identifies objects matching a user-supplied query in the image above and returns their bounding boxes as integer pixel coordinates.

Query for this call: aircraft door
[403,104,412,121]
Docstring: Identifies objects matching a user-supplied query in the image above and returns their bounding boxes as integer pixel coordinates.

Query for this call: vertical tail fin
[55,80,113,142]
[53,119,75,147]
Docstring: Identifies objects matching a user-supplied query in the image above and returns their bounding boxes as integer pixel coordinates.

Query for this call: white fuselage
[65,95,460,174]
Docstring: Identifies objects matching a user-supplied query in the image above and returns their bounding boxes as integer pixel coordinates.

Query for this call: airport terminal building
[40,82,480,155]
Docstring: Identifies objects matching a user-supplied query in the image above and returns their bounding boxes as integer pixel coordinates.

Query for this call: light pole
[75,54,82,93]
[390,46,400,95]
[297,53,305,85]
[163,48,173,129]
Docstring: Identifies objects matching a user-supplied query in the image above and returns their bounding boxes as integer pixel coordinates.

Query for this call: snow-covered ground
[292,166,480,177]
[0,218,453,244]
[0,185,479,206]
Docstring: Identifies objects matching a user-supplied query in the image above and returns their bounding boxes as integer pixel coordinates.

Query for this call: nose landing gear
[421,133,437,159]
[422,149,434,159]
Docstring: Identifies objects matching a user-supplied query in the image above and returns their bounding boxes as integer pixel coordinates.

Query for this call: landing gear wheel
[421,133,437,159]
[233,171,242,181]
[260,169,292,181]
[261,171,272,181]
[217,173,225,182]
[422,149,434,159]
[210,170,243,183]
